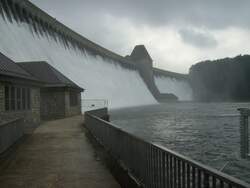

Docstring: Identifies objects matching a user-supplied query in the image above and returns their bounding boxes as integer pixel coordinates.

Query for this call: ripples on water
[110,102,250,183]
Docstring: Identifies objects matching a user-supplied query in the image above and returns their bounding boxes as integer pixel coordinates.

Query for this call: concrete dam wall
[0,0,192,108]
[153,68,193,101]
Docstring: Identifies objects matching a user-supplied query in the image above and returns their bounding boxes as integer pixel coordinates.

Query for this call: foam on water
[154,75,193,101]
[0,14,157,109]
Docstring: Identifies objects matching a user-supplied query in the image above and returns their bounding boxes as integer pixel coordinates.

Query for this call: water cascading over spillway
[154,75,193,101]
[0,1,157,109]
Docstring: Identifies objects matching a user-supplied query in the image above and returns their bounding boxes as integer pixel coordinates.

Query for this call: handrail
[85,109,250,188]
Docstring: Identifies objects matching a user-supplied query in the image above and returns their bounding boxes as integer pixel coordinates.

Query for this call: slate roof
[0,52,37,81]
[18,61,83,91]
[130,45,152,62]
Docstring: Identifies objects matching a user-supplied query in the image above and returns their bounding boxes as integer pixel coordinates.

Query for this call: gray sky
[30,0,250,73]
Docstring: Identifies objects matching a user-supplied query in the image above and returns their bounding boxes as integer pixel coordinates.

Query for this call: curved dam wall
[0,0,157,109]
[153,68,193,101]
[0,0,192,107]
[126,45,193,102]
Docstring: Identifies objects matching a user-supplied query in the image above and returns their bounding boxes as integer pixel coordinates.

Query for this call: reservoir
[110,102,250,183]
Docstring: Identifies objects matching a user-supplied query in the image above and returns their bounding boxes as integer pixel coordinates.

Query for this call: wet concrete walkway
[0,115,120,188]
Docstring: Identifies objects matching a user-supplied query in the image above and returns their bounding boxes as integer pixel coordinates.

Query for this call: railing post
[238,108,250,159]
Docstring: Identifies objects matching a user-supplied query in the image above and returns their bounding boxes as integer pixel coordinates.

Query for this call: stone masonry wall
[40,89,66,120]
[0,82,41,133]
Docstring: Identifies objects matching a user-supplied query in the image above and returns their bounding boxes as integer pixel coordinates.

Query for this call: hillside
[189,55,250,101]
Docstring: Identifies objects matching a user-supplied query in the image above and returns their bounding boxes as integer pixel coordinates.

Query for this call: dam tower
[126,45,178,102]
[126,45,160,99]
[130,45,153,70]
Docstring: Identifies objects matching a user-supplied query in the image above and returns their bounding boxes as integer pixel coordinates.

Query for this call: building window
[17,88,21,110]
[22,88,26,110]
[70,91,78,106]
[27,88,31,109]
[4,85,31,111]
[5,86,10,111]
[10,86,16,110]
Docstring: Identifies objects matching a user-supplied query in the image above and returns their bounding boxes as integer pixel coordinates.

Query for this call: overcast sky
[30,0,250,73]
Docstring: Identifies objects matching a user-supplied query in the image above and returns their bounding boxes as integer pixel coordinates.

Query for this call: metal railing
[238,108,250,160]
[85,109,250,188]
[81,99,108,112]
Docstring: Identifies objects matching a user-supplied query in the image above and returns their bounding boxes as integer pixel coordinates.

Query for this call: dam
[0,0,192,109]
[1,0,250,188]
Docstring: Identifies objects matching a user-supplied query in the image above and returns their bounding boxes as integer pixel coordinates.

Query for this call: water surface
[110,102,250,183]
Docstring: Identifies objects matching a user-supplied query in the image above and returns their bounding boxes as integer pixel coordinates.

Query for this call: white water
[0,15,157,109]
[154,75,193,101]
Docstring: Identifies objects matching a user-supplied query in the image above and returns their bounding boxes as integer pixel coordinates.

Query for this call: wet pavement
[0,115,120,188]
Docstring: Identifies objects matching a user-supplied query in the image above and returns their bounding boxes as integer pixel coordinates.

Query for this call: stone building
[0,52,41,130]
[0,52,42,153]
[0,53,83,153]
[19,61,84,120]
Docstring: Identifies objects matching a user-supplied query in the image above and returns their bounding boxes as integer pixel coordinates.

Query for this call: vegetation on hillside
[189,55,250,101]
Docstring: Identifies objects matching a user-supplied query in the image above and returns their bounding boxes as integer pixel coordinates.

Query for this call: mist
[0,12,157,109]
[154,75,193,101]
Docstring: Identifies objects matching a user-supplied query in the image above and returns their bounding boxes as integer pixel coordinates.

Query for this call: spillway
[154,75,193,101]
[0,3,157,109]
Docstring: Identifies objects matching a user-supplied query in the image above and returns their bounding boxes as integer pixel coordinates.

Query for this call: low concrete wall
[0,118,24,154]
[85,108,109,121]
